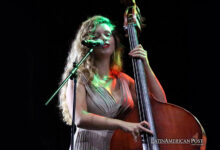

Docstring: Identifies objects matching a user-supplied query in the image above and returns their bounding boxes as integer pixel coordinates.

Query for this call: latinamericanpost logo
[151,138,203,145]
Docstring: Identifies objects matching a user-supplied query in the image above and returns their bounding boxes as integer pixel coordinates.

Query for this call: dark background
[2,0,218,149]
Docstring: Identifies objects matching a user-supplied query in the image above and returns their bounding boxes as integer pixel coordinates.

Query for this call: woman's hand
[128,44,149,67]
[119,120,153,142]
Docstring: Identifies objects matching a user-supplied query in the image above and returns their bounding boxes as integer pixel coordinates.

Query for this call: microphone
[81,39,104,48]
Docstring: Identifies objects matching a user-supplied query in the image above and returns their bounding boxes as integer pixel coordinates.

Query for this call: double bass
[110,1,207,150]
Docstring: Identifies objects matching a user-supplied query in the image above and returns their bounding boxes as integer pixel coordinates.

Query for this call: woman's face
[92,23,115,58]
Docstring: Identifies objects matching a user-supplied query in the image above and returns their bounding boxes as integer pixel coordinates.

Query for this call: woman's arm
[128,44,167,103]
[66,79,121,130]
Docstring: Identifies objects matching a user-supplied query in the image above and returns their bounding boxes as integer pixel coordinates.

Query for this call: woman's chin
[94,48,114,56]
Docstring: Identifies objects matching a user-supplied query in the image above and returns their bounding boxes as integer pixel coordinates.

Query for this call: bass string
[127,23,146,122]
[129,23,154,150]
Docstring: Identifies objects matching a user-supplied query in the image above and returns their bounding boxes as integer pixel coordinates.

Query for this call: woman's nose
[100,34,109,42]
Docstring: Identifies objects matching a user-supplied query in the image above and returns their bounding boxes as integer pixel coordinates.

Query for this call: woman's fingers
[140,120,150,128]
[129,50,147,56]
[128,46,147,59]
[129,53,146,58]
[132,130,139,142]
[139,125,153,135]
[140,121,153,135]
[128,45,150,66]
[129,48,146,54]
[129,53,147,60]
[124,120,153,142]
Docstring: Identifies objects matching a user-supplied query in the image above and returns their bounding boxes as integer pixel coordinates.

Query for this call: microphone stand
[45,48,94,150]
[70,62,77,150]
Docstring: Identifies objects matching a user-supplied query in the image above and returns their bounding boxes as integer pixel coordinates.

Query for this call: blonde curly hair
[58,15,124,125]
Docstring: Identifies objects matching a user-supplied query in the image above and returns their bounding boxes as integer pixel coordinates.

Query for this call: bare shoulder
[118,72,135,85]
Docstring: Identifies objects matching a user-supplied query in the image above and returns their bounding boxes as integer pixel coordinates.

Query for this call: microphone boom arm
[45,48,94,106]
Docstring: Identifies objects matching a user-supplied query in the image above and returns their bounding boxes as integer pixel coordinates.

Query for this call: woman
[59,15,167,150]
